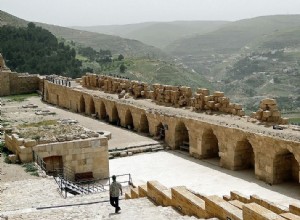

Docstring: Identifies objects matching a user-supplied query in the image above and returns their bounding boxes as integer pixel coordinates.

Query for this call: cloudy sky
[1,0,300,26]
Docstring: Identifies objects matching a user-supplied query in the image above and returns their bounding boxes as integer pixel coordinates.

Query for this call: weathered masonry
[44,79,300,185]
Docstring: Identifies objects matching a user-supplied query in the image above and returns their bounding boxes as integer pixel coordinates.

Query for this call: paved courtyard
[110,151,300,208]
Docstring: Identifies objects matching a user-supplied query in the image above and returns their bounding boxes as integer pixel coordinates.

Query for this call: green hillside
[0,10,166,59]
[96,58,212,89]
[36,23,166,58]
[163,15,300,114]
[166,15,300,56]
[72,21,229,49]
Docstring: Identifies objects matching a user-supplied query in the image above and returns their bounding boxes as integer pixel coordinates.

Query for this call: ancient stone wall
[0,71,42,96]
[33,137,109,180]
[5,132,109,179]
[0,71,11,96]
[251,98,288,124]
[81,74,248,117]
[43,80,300,185]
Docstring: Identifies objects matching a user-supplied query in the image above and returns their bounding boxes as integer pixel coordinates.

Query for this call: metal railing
[32,151,132,198]
[32,151,46,172]
[54,167,132,198]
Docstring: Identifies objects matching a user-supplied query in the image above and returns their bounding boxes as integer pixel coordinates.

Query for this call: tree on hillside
[0,23,82,78]
[120,63,126,73]
[118,54,124,61]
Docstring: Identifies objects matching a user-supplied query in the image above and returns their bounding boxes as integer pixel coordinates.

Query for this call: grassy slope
[72,21,229,49]
[101,58,212,90]
[166,15,300,56]
[0,10,166,59]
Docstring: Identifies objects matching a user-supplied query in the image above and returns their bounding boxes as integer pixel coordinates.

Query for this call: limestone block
[19,145,32,153]
[197,88,209,96]
[230,191,251,203]
[280,117,289,125]
[171,186,208,218]
[24,139,37,148]
[229,200,244,210]
[125,192,132,199]
[289,203,300,215]
[138,185,147,197]
[243,203,285,220]
[207,101,215,108]
[147,181,172,207]
[256,109,263,119]
[205,195,242,220]
[130,187,139,199]
[233,104,242,110]
[238,110,245,117]
[280,213,300,220]
[213,91,224,97]
[204,96,212,102]
[263,110,272,118]
[272,110,281,117]
[215,103,221,109]
[262,98,277,105]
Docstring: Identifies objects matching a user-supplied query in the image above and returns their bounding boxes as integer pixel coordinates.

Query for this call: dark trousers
[110,196,120,212]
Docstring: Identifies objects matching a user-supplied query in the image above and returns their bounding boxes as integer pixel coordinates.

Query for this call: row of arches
[76,94,299,185]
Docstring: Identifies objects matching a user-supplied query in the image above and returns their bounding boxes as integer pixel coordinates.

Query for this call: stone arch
[99,101,108,120]
[125,109,134,130]
[89,98,95,115]
[140,114,149,133]
[273,150,299,184]
[79,95,85,113]
[175,121,189,150]
[201,128,219,158]
[156,122,165,140]
[111,105,120,126]
[234,139,254,170]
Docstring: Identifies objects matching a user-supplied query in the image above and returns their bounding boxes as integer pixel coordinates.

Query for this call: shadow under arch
[234,138,254,171]
[124,109,134,130]
[99,101,108,120]
[273,150,299,184]
[79,95,85,113]
[90,98,95,115]
[155,122,165,140]
[111,105,120,126]
[201,128,219,159]
[175,121,189,150]
[140,114,149,133]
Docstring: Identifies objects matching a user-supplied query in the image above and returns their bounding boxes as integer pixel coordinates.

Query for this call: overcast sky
[1,0,300,27]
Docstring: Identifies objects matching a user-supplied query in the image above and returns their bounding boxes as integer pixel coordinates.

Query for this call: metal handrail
[32,151,47,172]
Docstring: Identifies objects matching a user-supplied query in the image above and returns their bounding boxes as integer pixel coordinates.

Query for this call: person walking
[109,175,123,213]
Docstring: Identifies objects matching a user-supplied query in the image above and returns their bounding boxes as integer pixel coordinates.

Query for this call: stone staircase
[2,177,300,219]
[125,181,300,220]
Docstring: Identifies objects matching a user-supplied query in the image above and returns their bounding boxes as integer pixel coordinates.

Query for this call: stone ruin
[81,74,292,122]
[0,53,10,71]
[250,98,289,124]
